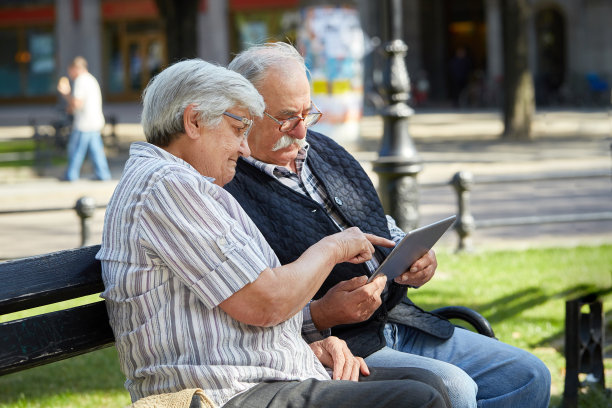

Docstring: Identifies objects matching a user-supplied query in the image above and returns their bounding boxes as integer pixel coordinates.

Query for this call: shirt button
[334,196,343,206]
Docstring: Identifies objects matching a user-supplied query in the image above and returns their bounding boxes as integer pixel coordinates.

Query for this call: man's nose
[287,119,307,139]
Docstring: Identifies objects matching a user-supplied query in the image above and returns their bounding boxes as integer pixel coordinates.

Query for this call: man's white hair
[141,59,265,147]
[228,42,308,88]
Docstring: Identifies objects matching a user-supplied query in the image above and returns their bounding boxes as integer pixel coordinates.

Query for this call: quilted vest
[225,130,453,356]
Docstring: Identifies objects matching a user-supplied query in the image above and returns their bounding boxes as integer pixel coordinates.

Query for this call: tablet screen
[367,215,457,283]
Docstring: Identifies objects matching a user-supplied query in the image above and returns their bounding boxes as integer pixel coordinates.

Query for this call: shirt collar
[243,141,310,178]
[130,141,215,182]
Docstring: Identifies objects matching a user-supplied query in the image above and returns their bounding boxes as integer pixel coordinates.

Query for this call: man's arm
[308,216,437,330]
[306,214,403,331]
[386,214,406,243]
[308,252,436,331]
[309,275,387,331]
[57,76,84,113]
[302,301,330,342]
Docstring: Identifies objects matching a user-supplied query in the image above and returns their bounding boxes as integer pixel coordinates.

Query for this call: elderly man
[225,42,551,408]
[97,59,451,407]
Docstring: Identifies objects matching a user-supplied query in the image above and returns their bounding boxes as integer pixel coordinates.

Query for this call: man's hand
[310,275,386,330]
[57,76,71,96]
[309,336,369,381]
[394,249,437,287]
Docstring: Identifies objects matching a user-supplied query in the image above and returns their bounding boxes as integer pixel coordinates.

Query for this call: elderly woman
[97,59,450,408]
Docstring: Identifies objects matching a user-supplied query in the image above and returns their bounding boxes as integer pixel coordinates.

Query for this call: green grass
[0,139,36,154]
[0,139,66,168]
[0,157,66,168]
[0,245,610,407]
[414,244,612,407]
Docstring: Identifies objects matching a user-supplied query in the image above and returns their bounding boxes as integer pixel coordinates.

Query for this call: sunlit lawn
[415,244,612,407]
[1,244,610,407]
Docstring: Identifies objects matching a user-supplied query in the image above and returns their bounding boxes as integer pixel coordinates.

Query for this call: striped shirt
[97,142,329,406]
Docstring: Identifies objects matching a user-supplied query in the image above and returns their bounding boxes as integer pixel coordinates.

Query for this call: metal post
[75,196,96,247]
[105,115,119,149]
[563,294,605,408]
[452,171,475,252]
[372,0,422,232]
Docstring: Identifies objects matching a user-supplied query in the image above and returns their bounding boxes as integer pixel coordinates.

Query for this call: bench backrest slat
[0,245,115,376]
[0,301,114,376]
[0,245,103,315]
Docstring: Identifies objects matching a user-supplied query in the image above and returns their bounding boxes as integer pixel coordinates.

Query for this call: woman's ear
[183,104,201,140]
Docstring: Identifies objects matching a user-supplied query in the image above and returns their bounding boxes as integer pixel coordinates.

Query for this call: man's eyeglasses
[223,112,254,138]
[264,101,323,133]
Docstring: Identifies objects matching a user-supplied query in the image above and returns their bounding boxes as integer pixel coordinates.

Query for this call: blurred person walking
[57,56,111,181]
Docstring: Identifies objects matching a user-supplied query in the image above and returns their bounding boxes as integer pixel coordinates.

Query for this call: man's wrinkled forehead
[258,66,310,112]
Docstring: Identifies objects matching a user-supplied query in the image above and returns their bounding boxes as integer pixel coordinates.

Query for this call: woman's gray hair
[228,42,307,88]
[141,59,265,147]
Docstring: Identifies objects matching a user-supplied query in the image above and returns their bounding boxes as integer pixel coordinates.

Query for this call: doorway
[535,7,566,105]
[124,33,165,93]
[104,21,166,101]
[419,0,486,105]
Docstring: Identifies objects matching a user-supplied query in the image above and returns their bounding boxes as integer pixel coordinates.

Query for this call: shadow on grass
[477,284,598,325]
[420,284,601,325]
[419,283,611,352]
[532,287,612,350]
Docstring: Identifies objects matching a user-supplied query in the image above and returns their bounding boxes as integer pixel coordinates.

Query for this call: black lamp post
[373,0,422,231]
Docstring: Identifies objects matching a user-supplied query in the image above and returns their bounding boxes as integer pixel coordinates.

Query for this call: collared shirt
[244,142,407,257]
[97,142,329,406]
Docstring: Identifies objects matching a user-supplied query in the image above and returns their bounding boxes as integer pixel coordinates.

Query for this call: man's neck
[287,160,297,173]
[250,154,297,174]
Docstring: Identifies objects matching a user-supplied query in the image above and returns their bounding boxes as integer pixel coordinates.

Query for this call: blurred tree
[501,0,534,140]
[154,0,199,63]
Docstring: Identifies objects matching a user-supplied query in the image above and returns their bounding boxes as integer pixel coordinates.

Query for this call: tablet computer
[366,215,457,283]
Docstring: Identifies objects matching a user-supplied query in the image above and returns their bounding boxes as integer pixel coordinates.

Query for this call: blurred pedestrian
[57,56,111,181]
[449,47,472,107]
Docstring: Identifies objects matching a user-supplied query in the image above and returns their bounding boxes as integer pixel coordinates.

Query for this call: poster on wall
[297,6,365,143]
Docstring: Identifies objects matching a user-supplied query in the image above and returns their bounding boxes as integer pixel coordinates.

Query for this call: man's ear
[183,104,201,140]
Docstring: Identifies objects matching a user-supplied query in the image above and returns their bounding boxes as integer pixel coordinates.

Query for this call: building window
[0,26,55,99]
[27,28,55,96]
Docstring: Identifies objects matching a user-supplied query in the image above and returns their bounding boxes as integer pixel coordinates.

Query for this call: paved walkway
[0,107,610,259]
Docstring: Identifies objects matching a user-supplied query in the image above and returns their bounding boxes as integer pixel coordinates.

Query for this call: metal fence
[0,168,610,257]
[421,169,612,251]
[0,197,106,249]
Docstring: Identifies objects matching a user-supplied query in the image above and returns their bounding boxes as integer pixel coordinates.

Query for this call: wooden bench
[0,245,112,376]
[0,244,494,378]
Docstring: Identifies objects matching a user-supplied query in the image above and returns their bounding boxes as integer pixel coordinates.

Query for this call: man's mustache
[272,135,307,151]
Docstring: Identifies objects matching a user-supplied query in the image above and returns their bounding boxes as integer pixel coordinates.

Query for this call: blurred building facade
[0,0,610,108]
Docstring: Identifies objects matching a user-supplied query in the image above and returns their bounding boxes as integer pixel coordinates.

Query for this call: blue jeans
[65,130,111,181]
[365,323,551,408]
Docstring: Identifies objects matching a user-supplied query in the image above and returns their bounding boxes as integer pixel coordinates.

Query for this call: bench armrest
[432,306,496,338]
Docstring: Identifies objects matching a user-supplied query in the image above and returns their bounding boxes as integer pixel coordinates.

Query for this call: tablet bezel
[366,215,457,283]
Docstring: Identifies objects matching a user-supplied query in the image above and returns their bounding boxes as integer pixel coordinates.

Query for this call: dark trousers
[224,367,451,408]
